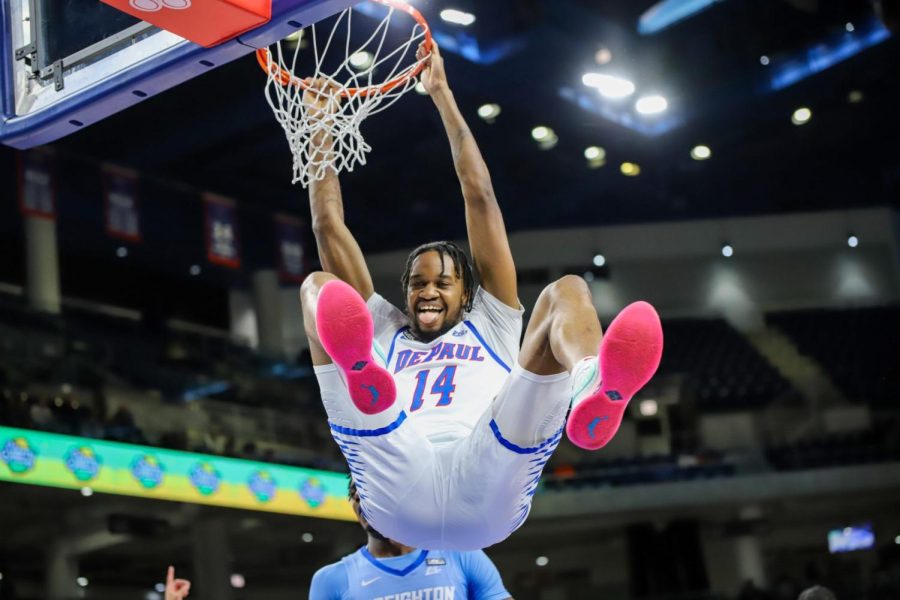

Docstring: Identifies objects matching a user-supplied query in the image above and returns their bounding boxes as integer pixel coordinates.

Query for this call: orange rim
[256,0,432,98]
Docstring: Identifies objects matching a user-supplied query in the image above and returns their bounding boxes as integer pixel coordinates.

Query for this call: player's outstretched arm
[165,566,191,600]
[305,78,375,300]
[417,42,518,309]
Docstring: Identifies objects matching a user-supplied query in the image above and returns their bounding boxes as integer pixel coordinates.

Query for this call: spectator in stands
[29,397,53,431]
[798,585,836,600]
[201,420,231,455]
[107,405,143,443]
[55,395,79,434]
[241,441,259,460]
[738,580,771,600]
[78,406,106,439]
[5,392,31,428]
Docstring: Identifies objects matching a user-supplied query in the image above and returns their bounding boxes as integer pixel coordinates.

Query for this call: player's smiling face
[406,251,467,342]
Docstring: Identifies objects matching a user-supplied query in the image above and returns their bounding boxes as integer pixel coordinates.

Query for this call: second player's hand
[166,566,191,600]
[416,41,449,95]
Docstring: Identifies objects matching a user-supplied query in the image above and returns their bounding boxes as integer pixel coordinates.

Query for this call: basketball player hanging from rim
[300,41,664,551]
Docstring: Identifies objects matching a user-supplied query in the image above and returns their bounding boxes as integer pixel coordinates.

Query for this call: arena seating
[767,306,900,408]
[658,317,795,410]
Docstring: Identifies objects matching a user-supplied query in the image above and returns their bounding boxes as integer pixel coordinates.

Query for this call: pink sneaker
[315,279,396,415]
[566,301,663,450]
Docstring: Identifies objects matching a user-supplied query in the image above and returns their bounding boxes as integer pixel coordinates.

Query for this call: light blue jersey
[309,546,510,600]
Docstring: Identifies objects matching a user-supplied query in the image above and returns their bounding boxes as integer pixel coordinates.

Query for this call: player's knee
[299,271,336,309]
[537,274,590,310]
[551,274,590,296]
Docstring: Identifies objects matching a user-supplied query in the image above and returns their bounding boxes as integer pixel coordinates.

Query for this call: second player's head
[400,241,475,342]
[348,478,389,542]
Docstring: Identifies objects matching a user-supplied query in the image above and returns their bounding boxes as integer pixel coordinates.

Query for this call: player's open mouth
[417,304,444,327]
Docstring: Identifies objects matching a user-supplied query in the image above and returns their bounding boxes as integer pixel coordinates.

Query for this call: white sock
[569,355,600,408]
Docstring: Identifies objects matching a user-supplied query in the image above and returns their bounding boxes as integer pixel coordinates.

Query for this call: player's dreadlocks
[400,241,476,312]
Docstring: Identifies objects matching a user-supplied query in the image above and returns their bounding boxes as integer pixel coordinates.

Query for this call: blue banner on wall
[17,150,56,220]
[276,214,306,283]
[204,193,241,269]
[103,165,141,242]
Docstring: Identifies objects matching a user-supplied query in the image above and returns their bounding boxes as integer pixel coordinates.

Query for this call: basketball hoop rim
[256,0,433,98]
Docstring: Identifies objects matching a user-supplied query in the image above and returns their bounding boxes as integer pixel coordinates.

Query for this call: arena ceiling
[4,0,900,257]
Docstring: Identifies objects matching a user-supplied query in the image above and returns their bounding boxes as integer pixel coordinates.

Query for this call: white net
[261,1,430,187]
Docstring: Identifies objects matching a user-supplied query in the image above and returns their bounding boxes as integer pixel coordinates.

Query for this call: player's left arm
[418,42,518,309]
[460,551,514,600]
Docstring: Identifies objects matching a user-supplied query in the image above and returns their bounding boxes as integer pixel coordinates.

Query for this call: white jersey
[366,287,524,445]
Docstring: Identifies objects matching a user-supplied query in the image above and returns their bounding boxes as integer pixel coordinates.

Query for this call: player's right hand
[166,566,191,600]
[302,77,342,118]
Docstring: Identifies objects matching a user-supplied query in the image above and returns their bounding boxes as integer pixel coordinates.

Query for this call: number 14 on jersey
[410,366,457,411]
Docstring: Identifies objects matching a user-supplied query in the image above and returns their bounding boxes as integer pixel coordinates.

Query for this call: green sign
[0,426,354,521]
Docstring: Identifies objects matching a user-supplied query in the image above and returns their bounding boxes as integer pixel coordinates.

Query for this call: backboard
[0,0,357,149]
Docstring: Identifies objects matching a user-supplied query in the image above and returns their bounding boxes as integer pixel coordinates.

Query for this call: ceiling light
[284,29,304,45]
[584,146,605,161]
[440,9,476,26]
[531,126,559,149]
[760,55,770,66]
[80,487,93,497]
[594,48,612,65]
[847,235,859,248]
[349,51,374,71]
[584,146,606,168]
[848,90,864,104]
[536,556,549,567]
[691,145,712,161]
[635,95,668,115]
[845,22,855,32]
[583,271,595,282]
[791,107,812,125]
[721,244,734,258]
[639,399,658,417]
[302,532,314,543]
[620,162,640,176]
[895,535,900,545]
[77,577,89,587]
[189,265,201,276]
[477,103,501,121]
[531,126,551,142]
[582,73,635,99]
[593,253,606,267]
[414,81,427,95]
[116,246,128,258]
[155,583,166,593]
[230,574,245,589]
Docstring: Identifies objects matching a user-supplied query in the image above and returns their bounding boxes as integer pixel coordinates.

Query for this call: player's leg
[442,366,569,550]
[519,274,603,376]
[519,275,664,450]
[301,274,395,414]
[432,278,594,549]
[300,271,338,366]
[302,273,439,547]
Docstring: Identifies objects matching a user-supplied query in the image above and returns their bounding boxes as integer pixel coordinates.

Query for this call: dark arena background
[1,0,900,598]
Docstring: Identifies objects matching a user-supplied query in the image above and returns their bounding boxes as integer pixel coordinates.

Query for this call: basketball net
[259,0,431,187]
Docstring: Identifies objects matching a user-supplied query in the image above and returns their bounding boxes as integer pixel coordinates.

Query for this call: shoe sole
[316,280,396,415]
[566,301,663,450]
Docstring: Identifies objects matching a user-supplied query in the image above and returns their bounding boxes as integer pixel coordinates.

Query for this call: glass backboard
[0,0,356,149]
